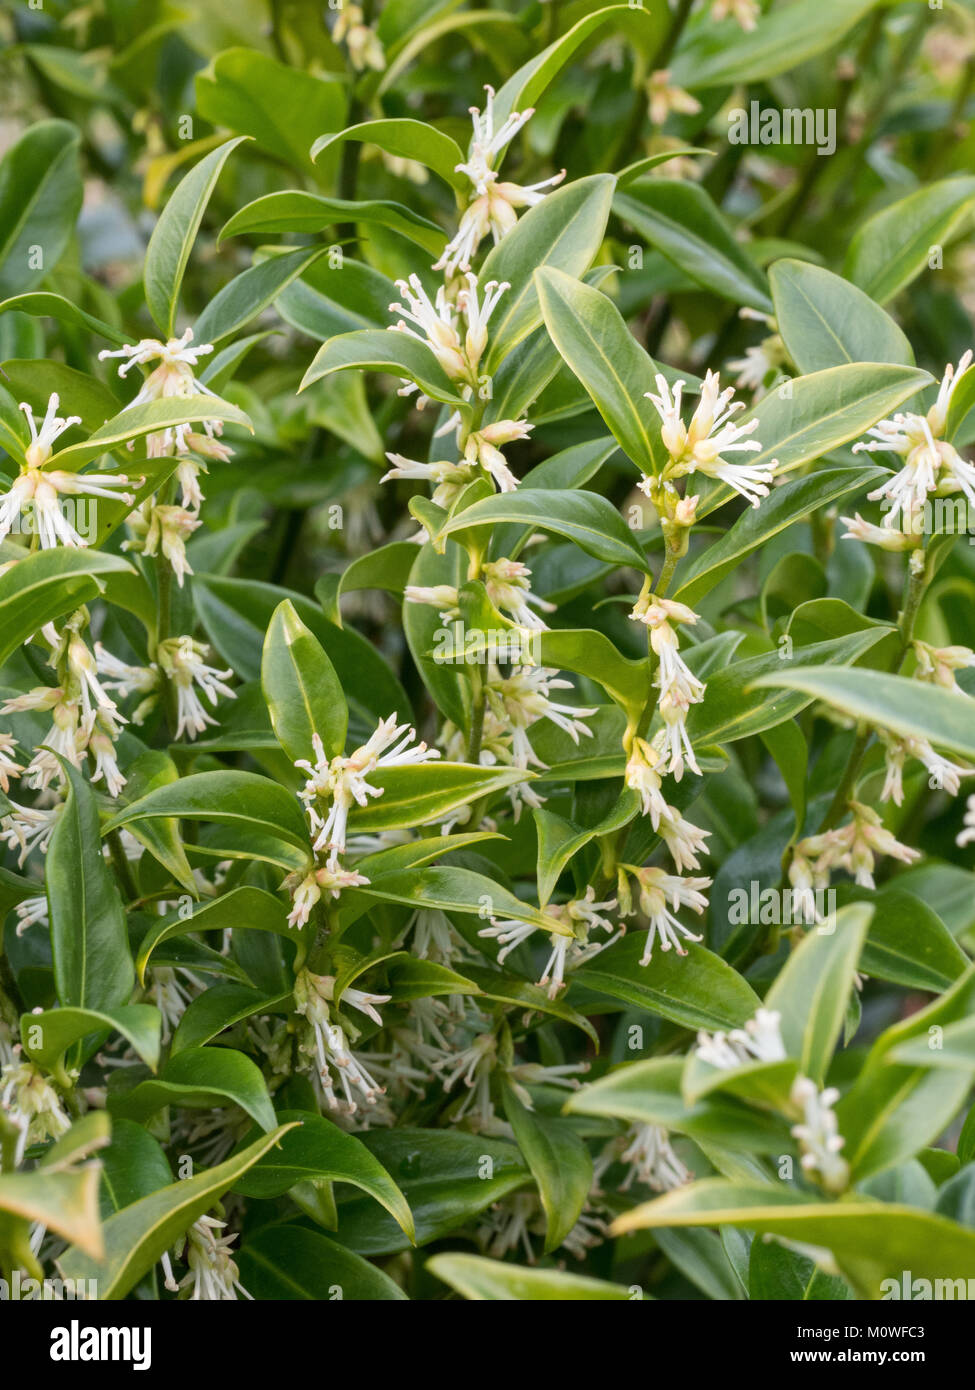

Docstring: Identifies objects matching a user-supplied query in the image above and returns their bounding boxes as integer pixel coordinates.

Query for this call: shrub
[1,0,974,1305]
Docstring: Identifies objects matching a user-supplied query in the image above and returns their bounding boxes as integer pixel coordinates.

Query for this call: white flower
[625,736,669,827]
[0,402,137,549]
[410,908,467,964]
[381,453,474,509]
[19,392,81,467]
[794,802,920,890]
[913,640,975,695]
[646,70,702,127]
[485,666,596,769]
[334,3,385,71]
[477,916,538,964]
[840,513,915,551]
[711,0,759,29]
[88,722,127,797]
[124,503,200,586]
[404,584,462,623]
[284,862,371,929]
[537,889,620,997]
[157,637,235,740]
[151,967,198,1043]
[791,1077,849,1194]
[163,1215,252,1300]
[879,732,969,805]
[645,370,775,506]
[0,1057,71,1167]
[295,970,386,1113]
[620,1124,691,1192]
[296,718,440,859]
[625,866,710,963]
[94,643,160,708]
[482,557,554,629]
[0,734,21,793]
[696,1007,786,1070]
[464,420,532,492]
[0,800,62,866]
[434,86,565,276]
[855,352,974,531]
[957,795,975,847]
[13,895,48,937]
[389,272,508,392]
[658,806,711,873]
[727,322,787,399]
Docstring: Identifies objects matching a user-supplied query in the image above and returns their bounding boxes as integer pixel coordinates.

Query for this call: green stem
[813,547,929,837]
[106,828,139,904]
[467,666,486,764]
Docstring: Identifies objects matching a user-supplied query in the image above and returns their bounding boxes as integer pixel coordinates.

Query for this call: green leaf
[233,1111,414,1241]
[58,1124,298,1299]
[573,935,761,1032]
[534,792,638,907]
[135,886,303,984]
[722,363,934,494]
[838,886,969,994]
[688,629,890,746]
[195,49,344,177]
[844,177,975,305]
[0,120,83,296]
[502,1084,592,1253]
[104,770,313,856]
[219,190,445,256]
[675,466,887,606]
[334,1128,529,1255]
[836,966,975,1180]
[311,119,466,190]
[481,174,616,373]
[538,628,651,721]
[566,1057,790,1154]
[535,266,662,475]
[359,864,556,932]
[22,1005,160,1084]
[612,1179,975,1300]
[97,1120,173,1216]
[458,965,599,1047]
[237,1224,407,1300]
[261,599,347,763]
[614,181,772,312]
[143,137,248,337]
[0,549,137,667]
[428,1253,634,1301]
[109,1047,277,1133]
[170,984,292,1055]
[769,259,914,373]
[671,0,878,88]
[492,4,667,124]
[435,484,650,572]
[300,326,468,410]
[890,1018,975,1071]
[193,575,411,727]
[749,667,975,762]
[344,763,536,836]
[0,1167,103,1259]
[47,760,134,1014]
[764,904,873,1084]
[192,246,328,346]
[47,394,253,471]
[0,291,129,347]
